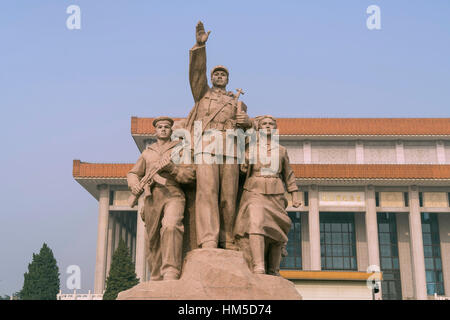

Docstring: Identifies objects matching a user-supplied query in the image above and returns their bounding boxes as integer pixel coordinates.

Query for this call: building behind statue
[73,117,450,300]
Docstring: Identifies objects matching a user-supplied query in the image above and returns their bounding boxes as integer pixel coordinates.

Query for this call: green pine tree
[19,243,60,300]
[103,239,139,300]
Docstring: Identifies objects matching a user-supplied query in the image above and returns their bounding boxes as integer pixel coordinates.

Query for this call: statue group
[127,21,301,282]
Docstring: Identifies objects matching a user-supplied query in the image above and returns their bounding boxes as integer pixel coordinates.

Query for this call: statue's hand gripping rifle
[128,155,171,208]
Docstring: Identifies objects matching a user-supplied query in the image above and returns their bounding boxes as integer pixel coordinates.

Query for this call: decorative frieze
[423,192,448,208]
[379,192,404,208]
[319,191,365,207]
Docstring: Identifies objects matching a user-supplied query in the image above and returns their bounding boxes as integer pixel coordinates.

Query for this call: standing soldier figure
[185,21,252,250]
[234,116,302,275]
[127,116,195,280]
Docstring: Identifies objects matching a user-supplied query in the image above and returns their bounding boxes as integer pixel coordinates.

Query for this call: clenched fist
[130,184,142,196]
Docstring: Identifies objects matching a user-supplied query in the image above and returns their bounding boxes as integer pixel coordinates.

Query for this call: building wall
[97,186,450,299]
[286,186,449,299]
[92,137,450,299]
[403,141,438,164]
[282,140,444,165]
[363,141,397,164]
[281,141,304,164]
[292,280,373,300]
[445,142,450,164]
[311,141,356,164]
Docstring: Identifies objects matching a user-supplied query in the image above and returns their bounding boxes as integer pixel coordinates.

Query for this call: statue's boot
[219,241,239,251]
[163,269,180,280]
[267,243,282,276]
[249,234,265,274]
[201,240,217,248]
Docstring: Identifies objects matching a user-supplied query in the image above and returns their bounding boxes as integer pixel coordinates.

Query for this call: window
[404,192,409,207]
[320,213,357,270]
[422,213,444,295]
[281,212,302,270]
[109,191,114,205]
[377,212,402,300]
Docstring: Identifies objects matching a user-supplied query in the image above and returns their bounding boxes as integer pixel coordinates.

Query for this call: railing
[57,290,103,300]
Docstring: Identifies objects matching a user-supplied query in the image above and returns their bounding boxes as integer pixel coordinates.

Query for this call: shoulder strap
[202,97,235,132]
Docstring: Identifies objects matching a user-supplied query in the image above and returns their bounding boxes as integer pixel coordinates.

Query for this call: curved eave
[74,177,127,200]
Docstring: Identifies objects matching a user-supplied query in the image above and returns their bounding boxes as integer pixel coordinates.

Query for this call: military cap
[152,116,174,127]
[211,65,229,78]
[254,115,278,129]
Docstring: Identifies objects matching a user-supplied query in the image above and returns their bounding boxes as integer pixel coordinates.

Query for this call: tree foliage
[19,243,60,300]
[103,239,139,300]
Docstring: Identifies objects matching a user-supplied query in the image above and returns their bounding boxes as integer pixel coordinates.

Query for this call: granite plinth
[117,248,302,300]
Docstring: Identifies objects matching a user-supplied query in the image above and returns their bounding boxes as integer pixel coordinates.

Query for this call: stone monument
[117,21,302,300]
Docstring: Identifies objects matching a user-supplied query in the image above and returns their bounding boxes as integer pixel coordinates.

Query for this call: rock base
[117,248,302,300]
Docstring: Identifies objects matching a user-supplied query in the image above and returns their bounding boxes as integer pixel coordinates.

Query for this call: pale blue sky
[0,1,449,295]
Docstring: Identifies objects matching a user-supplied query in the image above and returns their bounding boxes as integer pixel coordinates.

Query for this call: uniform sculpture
[127,117,195,280]
[124,22,301,292]
[185,21,252,250]
[234,116,301,275]
[119,21,303,300]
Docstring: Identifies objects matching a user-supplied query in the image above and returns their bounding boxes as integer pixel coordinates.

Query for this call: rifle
[128,155,171,208]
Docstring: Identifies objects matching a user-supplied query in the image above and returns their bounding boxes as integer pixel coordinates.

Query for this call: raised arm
[189,21,210,102]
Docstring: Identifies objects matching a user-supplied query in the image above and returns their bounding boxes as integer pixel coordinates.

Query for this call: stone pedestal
[117,248,302,300]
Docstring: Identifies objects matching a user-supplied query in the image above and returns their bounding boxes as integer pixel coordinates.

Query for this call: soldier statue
[234,116,301,275]
[185,21,252,250]
[127,116,195,280]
